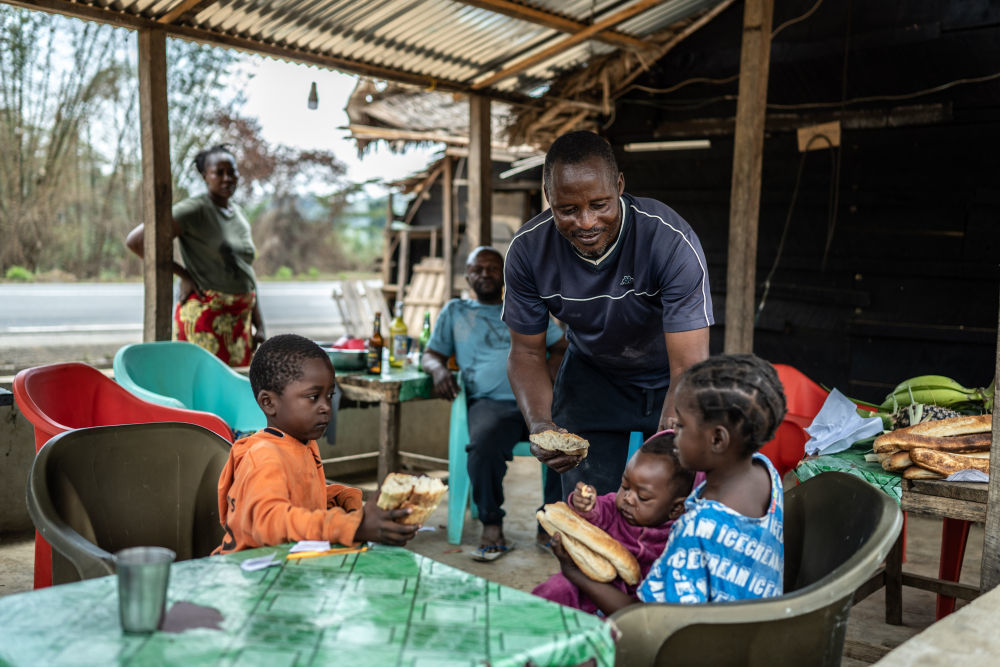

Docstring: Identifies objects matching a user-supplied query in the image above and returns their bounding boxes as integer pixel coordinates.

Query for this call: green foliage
[4,265,33,282]
[306,267,319,278]
[273,266,293,280]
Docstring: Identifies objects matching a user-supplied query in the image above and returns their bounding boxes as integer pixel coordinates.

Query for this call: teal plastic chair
[446,377,643,545]
[113,341,265,437]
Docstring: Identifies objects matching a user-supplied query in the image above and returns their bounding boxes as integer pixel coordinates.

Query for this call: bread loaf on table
[376,473,447,525]
[538,502,640,586]
[903,465,945,480]
[872,431,991,454]
[909,448,991,476]
[529,430,590,459]
[904,414,991,437]
[536,511,617,582]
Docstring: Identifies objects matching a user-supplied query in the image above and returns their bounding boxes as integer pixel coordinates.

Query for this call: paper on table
[289,540,331,553]
[240,553,279,571]
[945,470,989,482]
[804,388,885,456]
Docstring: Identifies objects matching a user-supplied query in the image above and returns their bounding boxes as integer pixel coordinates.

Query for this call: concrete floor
[0,457,985,664]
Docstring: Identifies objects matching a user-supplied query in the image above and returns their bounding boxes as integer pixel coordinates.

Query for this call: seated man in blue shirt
[422,246,566,560]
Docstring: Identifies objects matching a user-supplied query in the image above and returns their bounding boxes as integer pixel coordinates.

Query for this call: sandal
[471,543,516,562]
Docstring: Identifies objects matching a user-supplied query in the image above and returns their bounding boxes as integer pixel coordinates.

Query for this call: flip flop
[471,543,516,562]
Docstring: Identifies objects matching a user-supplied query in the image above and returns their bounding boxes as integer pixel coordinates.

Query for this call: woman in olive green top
[126,145,265,366]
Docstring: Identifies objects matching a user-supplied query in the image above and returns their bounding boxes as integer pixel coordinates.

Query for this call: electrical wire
[771,0,826,40]
[755,133,837,324]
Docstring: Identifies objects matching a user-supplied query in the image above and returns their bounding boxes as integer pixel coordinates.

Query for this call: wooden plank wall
[616,120,999,403]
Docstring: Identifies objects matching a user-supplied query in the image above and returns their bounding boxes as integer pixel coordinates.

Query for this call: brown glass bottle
[366,312,383,374]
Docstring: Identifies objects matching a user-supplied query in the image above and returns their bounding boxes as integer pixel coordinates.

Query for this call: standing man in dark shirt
[503,130,713,497]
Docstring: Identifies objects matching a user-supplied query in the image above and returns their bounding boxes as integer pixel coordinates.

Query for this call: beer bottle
[389,301,408,368]
[418,311,432,355]
[366,312,383,374]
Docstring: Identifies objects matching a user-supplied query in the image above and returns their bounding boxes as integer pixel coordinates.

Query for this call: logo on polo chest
[620,275,634,286]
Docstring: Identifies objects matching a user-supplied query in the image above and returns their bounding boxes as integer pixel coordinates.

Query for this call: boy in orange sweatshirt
[214,334,418,554]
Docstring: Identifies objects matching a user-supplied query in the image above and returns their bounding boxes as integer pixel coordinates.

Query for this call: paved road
[0,281,348,349]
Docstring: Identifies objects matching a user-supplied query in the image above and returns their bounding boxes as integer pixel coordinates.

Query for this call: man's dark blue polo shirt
[502,193,714,390]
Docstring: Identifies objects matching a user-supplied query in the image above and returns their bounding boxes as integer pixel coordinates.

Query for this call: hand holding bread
[571,482,597,513]
[376,473,447,525]
[529,429,590,473]
[537,502,640,585]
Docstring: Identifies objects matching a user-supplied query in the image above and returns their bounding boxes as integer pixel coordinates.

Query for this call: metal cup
[115,546,175,634]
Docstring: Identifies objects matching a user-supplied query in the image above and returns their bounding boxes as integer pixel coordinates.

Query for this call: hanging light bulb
[307,81,318,110]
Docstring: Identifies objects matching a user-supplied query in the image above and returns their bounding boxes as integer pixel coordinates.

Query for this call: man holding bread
[422,246,566,560]
[503,130,713,497]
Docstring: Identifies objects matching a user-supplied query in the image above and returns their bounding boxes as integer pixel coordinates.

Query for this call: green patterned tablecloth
[793,442,903,503]
[0,545,614,666]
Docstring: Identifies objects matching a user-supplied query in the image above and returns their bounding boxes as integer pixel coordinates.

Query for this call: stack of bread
[874,414,993,479]
[537,502,639,585]
[376,473,447,524]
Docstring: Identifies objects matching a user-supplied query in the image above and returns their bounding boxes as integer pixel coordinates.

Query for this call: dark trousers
[466,398,530,527]
[551,349,667,497]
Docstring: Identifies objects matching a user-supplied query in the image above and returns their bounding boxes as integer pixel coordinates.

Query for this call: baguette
[904,414,991,437]
[903,465,945,480]
[538,502,640,586]
[880,450,912,472]
[536,511,617,582]
[909,448,990,476]
[529,430,590,459]
[872,431,991,454]
[376,473,447,525]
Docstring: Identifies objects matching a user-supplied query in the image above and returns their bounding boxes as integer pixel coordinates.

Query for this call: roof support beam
[455,0,648,51]
[158,0,214,25]
[466,95,492,250]
[472,0,665,90]
[137,28,174,342]
[723,0,774,354]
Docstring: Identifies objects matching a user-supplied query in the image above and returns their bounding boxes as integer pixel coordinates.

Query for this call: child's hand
[570,482,596,513]
[550,533,582,579]
[355,494,419,546]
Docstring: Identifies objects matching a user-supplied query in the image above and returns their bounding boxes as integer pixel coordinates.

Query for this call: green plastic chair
[114,341,265,436]
[25,422,230,585]
[447,377,643,545]
[609,471,903,667]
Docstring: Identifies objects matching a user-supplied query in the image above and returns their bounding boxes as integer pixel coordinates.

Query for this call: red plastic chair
[759,364,830,478]
[13,362,233,589]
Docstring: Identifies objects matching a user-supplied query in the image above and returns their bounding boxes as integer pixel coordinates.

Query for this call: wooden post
[467,94,492,249]
[397,228,410,299]
[442,156,454,299]
[382,191,394,287]
[138,28,173,342]
[981,289,1000,591]
[723,0,774,354]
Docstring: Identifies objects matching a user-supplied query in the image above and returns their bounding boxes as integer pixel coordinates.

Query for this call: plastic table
[0,544,615,666]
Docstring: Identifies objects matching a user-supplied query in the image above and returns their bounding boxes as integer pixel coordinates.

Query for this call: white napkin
[289,540,331,553]
[945,470,989,483]
[804,388,885,456]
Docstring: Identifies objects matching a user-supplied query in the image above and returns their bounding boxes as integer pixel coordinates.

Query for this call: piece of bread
[376,473,447,525]
[880,450,912,472]
[904,414,992,437]
[538,502,640,586]
[903,465,945,480]
[873,431,991,454]
[529,430,590,459]
[909,448,991,476]
[537,511,617,582]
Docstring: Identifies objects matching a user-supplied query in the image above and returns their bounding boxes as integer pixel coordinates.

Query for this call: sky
[241,57,437,187]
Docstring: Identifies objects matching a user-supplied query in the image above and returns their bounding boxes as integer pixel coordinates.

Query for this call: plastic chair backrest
[609,471,902,667]
[13,362,233,446]
[114,341,265,435]
[25,422,230,585]
[758,364,831,478]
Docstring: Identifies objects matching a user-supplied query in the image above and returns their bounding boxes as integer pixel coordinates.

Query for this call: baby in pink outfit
[533,431,700,614]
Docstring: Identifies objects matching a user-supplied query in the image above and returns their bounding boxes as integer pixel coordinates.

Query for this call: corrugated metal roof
[7,0,727,100]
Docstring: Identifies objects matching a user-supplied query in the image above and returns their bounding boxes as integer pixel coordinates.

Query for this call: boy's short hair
[249,334,331,396]
[639,430,696,494]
